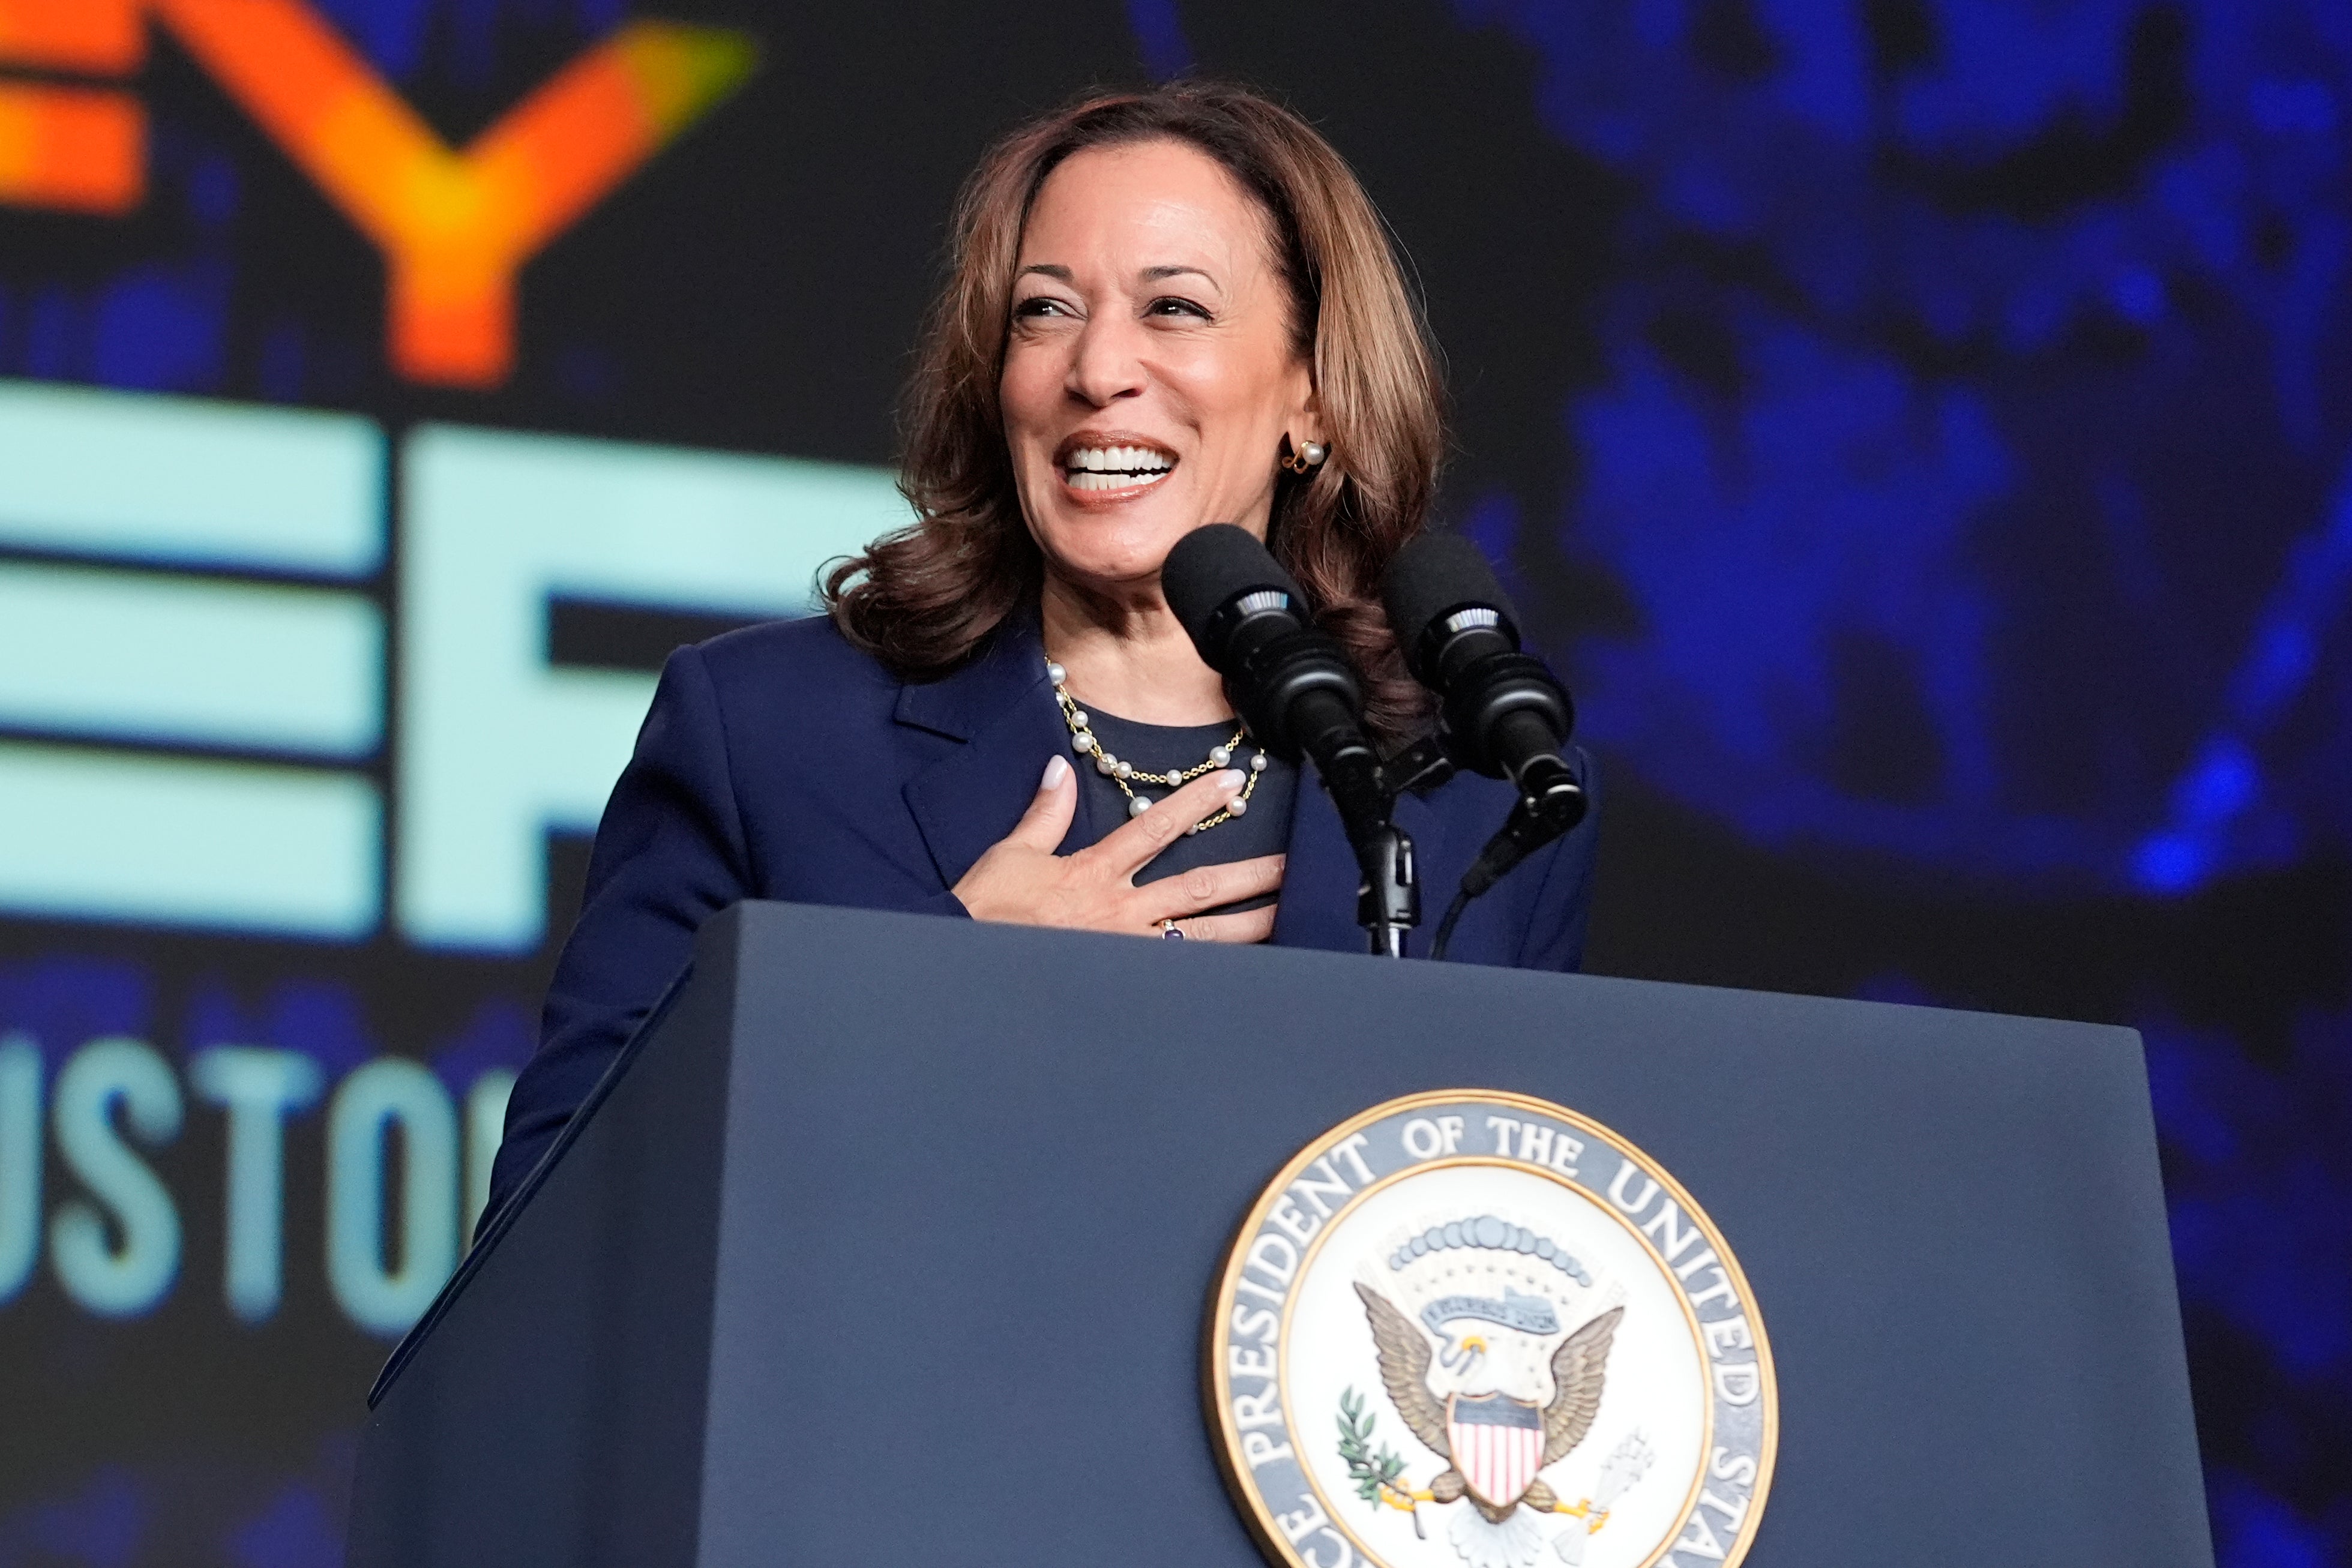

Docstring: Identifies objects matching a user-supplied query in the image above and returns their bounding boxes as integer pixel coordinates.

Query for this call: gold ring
[1161,919,1185,941]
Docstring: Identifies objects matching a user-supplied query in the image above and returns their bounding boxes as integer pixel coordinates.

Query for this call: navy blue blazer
[489,611,1599,1215]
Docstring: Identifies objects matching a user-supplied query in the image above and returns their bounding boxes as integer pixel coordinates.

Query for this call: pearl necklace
[1047,658,1269,834]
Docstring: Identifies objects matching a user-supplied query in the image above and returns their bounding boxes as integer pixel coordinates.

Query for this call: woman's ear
[1276,353,1325,471]
[1283,391,1325,458]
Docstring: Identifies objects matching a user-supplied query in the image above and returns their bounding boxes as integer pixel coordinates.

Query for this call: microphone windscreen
[1161,524,1302,650]
[1383,533,1519,655]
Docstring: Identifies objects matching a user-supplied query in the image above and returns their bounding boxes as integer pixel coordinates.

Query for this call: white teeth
[1065,445,1172,475]
[1065,468,1171,491]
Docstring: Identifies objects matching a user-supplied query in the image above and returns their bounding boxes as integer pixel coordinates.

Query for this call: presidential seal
[1206,1092,1775,1568]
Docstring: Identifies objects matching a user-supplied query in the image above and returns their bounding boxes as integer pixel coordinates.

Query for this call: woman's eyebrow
[1017,263,1218,286]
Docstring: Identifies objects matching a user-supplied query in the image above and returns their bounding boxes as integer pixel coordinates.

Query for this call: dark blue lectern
[347,901,2212,1568]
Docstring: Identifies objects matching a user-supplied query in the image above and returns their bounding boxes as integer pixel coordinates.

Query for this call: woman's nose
[1065,314,1147,406]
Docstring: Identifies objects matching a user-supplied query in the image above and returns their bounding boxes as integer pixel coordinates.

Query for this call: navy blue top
[489,611,1600,1217]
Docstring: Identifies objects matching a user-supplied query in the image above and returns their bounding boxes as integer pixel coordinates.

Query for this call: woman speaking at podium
[488,82,1599,1216]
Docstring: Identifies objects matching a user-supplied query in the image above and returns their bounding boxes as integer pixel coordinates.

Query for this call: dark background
[0,0,2344,1563]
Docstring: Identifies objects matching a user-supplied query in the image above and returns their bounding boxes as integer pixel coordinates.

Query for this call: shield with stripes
[1448,1390,1545,1507]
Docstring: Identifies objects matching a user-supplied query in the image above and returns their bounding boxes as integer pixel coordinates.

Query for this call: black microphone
[1163,524,1417,955]
[1383,534,1586,959]
[1383,533,1584,822]
[1162,524,1373,776]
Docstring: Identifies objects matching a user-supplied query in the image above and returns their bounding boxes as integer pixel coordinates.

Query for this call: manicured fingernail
[1216,769,1245,793]
[1042,755,1071,789]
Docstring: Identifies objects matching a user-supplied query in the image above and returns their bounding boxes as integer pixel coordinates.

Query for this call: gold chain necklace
[1047,658,1269,834]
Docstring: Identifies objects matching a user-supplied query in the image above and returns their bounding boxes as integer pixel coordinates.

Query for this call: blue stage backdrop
[0,1,2343,1563]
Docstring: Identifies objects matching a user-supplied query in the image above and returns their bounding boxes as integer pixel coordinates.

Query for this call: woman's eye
[1147,296,1211,320]
[1014,296,1074,319]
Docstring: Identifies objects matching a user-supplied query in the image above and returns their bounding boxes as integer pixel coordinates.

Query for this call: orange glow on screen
[0,0,145,74]
[0,83,142,212]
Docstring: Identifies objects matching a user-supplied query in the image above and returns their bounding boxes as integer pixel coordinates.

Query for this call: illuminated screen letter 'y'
[148,0,755,387]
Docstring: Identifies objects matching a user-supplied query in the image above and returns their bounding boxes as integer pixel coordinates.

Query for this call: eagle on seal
[1353,1281,1621,1524]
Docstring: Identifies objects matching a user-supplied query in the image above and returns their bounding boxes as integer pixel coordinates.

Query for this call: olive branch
[1336,1387,1408,1505]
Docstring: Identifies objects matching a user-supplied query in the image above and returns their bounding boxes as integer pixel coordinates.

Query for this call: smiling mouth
[1060,443,1175,493]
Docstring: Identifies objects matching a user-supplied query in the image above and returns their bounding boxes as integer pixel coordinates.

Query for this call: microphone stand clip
[1309,728,1422,960]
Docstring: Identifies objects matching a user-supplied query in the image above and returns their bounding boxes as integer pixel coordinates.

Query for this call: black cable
[1429,888,1474,963]
[1428,776,1588,962]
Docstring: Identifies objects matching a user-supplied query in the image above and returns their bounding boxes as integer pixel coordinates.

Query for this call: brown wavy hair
[822,81,1444,743]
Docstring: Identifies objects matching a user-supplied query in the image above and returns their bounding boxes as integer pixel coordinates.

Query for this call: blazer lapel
[1272,766,1448,955]
[900,616,1085,889]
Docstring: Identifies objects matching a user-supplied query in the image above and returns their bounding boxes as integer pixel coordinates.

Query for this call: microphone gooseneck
[1382,534,1587,960]
[1163,525,1418,956]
